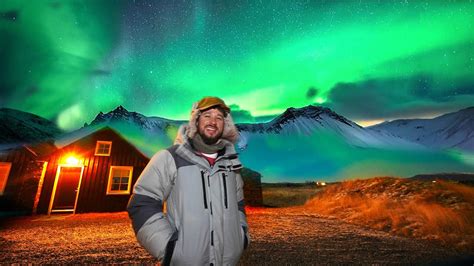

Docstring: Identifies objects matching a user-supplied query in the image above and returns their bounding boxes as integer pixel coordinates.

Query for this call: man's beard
[199,129,223,145]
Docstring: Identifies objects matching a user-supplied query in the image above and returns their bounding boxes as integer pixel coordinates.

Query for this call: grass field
[261,182,324,207]
[261,178,474,252]
[304,177,474,251]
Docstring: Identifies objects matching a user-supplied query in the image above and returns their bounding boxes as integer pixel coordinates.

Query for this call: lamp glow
[66,156,79,165]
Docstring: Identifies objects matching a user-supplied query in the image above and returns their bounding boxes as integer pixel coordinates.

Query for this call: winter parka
[127,125,249,266]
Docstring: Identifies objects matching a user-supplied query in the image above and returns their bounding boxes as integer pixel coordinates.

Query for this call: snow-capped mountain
[89,105,184,130]
[237,106,356,134]
[0,108,62,145]
[86,105,422,151]
[72,105,427,155]
[369,107,474,151]
[3,105,472,182]
[237,105,421,150]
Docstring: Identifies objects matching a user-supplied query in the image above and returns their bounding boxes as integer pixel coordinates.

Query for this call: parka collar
[174,125,241,172]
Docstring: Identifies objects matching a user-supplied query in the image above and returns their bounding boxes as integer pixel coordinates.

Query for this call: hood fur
[174,106,239,145]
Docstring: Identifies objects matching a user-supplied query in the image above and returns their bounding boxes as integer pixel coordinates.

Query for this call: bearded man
[127,96,249,266]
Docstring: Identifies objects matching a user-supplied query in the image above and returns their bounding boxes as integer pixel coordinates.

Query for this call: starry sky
[1,0,473,130]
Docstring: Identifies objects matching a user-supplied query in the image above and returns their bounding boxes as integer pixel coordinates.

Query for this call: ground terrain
[0,209,470,265]
[1,178,473,264]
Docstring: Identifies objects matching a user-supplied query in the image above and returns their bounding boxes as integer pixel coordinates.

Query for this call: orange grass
[305,177,474,250]
[262,186,320,207]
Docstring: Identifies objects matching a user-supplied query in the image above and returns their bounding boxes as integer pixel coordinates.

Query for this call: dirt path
[0,209,470,265]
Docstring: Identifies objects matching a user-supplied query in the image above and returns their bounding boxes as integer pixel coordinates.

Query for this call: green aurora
[1,0,473,130]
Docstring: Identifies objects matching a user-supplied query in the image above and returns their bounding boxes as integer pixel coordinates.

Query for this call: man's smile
[205,126,218,135]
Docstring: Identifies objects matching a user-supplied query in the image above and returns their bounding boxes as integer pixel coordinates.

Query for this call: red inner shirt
[199,152,217,166]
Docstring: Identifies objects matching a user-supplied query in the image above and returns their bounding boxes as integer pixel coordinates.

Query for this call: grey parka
[127,125,249,265]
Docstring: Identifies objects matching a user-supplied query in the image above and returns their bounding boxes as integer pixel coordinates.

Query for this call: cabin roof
[0,141,57,158]
[55,126,150,159]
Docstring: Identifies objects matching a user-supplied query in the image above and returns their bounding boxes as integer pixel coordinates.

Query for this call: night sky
[1,0,473,130]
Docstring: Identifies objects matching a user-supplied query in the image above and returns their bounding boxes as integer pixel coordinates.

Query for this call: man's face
[197,108,225,144]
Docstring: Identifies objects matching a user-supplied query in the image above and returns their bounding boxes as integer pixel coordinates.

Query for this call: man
[127,96,249,266]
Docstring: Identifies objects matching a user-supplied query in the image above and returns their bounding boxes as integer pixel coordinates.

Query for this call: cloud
[254,115,277,123]
[451,84,474,96]
[229,104,255,123]
[306,86,319,99]
[228,104,277,123]
[325,75,474,120]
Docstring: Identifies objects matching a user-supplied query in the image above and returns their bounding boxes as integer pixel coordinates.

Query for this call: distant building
[241,167,263,206]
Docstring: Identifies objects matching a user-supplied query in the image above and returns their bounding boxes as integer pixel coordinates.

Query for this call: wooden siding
[0,148,45,213]
[36,128,149,214]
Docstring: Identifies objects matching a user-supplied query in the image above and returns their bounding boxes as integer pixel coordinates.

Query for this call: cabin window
[106,166,133,195]
[0,162,12,195]
[95,141,112,156]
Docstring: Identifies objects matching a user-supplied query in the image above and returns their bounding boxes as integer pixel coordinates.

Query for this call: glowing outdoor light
[316,181,327,187]
[66,155,79,165]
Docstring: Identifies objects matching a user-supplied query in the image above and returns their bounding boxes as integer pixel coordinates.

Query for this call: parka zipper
[211,230,214,246]
[200,171,208,209]
[222,173,228,209]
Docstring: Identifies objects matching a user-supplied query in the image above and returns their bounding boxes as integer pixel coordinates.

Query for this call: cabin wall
[0,150,43,214]
[36,129,149,214]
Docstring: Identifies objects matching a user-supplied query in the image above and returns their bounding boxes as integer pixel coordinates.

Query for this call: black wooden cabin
[36,127,149,214]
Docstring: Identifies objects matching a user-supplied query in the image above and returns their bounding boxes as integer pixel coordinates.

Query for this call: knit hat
[195,96,231,114]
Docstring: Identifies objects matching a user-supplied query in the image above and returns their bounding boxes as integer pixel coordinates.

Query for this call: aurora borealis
[1,0,473,130]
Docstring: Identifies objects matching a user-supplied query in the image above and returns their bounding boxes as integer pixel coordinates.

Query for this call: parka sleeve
[236,172,250,249]
[127,150,177,260]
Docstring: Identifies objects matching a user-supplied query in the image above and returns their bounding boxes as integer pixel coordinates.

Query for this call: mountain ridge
[0,108,63,145]
[237,105,360,133]
[370,106,474,151]
[2,105,473,182]
[1,105,473,153]
[89,105,184,130]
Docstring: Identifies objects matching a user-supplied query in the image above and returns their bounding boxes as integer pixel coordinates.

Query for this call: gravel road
[0,209,471,265]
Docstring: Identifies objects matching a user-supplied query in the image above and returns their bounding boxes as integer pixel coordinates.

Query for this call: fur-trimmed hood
[174,107,239,145]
